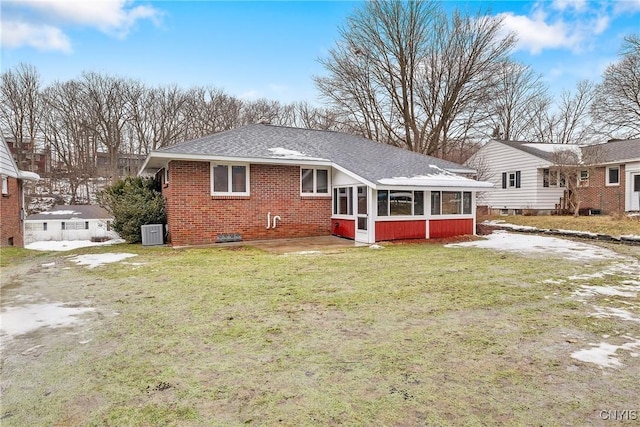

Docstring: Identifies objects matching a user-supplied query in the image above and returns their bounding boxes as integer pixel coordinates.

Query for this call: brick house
[467,138,640,215]
[140,124,492,246]
[1,135,40,247]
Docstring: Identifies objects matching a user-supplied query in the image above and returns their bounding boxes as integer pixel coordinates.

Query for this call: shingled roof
[27,205,112,221]
[142,124,491,189]
[493,138,640,164]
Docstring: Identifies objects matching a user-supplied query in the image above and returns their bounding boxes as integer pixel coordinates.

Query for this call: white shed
[24,205,119,244]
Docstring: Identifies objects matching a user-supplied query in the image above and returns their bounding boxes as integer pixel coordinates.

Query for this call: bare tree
[0,63,43,170]
[183,87,243,138]
[551,145,604,216]
[590,34,640,139]
[129,84,188,153]
[530,80,595,144]
[41,81,97,203]
[315,1,516,157]
[481,61,550,141]
[79,72,137,183]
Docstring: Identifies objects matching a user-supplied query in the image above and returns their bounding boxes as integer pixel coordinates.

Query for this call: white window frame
[300,167,330,196]
[606,166,620,186]
[210,162,250,196]
[578,170,589,187]
[1,175,8,195]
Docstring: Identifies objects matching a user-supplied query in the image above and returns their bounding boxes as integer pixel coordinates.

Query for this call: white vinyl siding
[467,141,565,210]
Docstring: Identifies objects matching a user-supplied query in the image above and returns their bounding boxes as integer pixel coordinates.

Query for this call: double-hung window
[502,171,521,189]
[301,168,329,195]
[606,166,620,186]
[211,163,249,196]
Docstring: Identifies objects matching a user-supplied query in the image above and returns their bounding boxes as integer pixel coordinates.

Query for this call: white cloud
[1,0,162,51]
[552,0,588,12]
[498,1,615,55]
[23,0,162,38]
[613,0,640,14]
[0,20,72,53]
[499,12,575,54]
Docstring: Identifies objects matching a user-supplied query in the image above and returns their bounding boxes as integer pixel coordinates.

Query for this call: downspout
[272,215,281,229]
[266,212,271,229]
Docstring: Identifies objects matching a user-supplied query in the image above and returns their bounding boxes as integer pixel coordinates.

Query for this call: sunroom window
[333,187,353,215]
[377,190,425,216]
[431,191,472,215]
[211,163,249,195]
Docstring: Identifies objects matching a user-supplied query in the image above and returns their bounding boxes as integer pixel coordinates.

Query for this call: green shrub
[98,177,166,243]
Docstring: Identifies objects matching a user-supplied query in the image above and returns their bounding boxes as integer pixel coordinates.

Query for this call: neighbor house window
[211,163,249,195]
[543,169,565,188]
[377,190,425,216]
[333,187,353,215]
[62,221,89,230]
[301,168,329,195]
[431,191,472,215]
[578,170,589,187]
[606,166,620,186]
[502,171,521,189]
[1,176,7,195]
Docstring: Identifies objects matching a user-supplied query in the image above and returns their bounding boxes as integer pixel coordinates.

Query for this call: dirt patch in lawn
[1,237,639,426]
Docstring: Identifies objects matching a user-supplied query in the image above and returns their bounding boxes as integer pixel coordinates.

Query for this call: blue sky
[1,1,639,104]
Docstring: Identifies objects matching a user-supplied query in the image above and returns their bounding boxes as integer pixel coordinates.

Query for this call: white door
[632,173,640,211]
[355,185,369,243]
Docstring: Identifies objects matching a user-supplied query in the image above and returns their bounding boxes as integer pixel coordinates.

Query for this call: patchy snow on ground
[445,230,620,261]
[67,253,137,269]
[0,303,95,339]
[571,337,640,369]
[25,239,126,252]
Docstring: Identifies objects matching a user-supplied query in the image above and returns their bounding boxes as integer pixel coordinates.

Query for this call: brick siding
[0,177,24,247]
[578,165,626,214]
[163,161,332,246]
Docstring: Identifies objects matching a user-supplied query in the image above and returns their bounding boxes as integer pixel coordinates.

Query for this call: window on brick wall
[211,163,250,196]
[2,176,7,195]
[301,168,330,195]
[606,166,620,186]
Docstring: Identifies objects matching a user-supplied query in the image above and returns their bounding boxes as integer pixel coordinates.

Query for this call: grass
[482,213,640,237]
[2,240,639,426]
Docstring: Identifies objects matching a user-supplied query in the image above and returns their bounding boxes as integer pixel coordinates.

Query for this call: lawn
[482,213,640,237]
[1,238,639,426]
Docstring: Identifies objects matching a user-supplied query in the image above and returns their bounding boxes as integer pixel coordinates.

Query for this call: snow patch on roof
[378,166,493,188]
[18,170,40,181]
[39,210,81,216]
[267,147,327,161]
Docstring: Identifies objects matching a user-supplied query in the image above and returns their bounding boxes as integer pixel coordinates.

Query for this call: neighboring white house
[467,140,582,214]
[24,205,119,244]
[468,139,640,215]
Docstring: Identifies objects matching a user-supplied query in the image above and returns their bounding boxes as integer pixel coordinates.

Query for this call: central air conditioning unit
[141,224,164,246]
